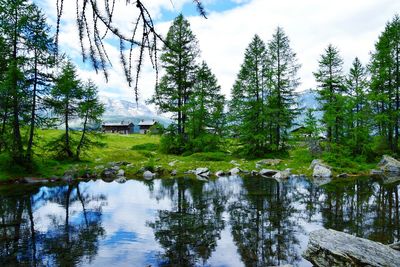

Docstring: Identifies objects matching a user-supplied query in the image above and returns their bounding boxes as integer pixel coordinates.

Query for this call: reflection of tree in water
[229,177,301,267]
[318,178,400,244]
[0,182,107,266]
[148,178,226,266]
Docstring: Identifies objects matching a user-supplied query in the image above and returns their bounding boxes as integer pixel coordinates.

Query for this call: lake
[0,175,399,266]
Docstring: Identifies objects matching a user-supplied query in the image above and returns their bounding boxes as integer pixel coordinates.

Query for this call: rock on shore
[303,229,400,267]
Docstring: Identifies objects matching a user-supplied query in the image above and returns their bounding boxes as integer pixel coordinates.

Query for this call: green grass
[0,129,377,181]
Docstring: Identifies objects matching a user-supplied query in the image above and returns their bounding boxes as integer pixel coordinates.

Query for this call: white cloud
[36,0,400,102]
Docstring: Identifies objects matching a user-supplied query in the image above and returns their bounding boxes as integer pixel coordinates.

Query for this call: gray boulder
[260,169,279,176]
[171,170,177,176]
[313,164,332,178]
[303,229,400,267]
[378,155,400,173]
[117,169,125,177]
[143,170,156,180]
[309,159,324,170]
[195,167,210,177]
[229,167,242,175]
[273,169,291,180]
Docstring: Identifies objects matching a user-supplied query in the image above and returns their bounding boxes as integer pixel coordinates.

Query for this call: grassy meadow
[0,129,376,181]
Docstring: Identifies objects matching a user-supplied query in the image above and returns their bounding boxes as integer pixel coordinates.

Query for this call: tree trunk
[0,97,9,152]
[27,51,38,162]
[65,98,73,157]
[76,110,89,160]
[11,6,24,164]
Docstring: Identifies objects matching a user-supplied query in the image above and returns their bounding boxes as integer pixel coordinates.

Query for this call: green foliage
[159,127,186,155]
[229,30,300,156]
[76,80,105,160]
[187,61,225,139]
[149,14,199,136]
[46,60,82,158]
[304,108,319,139]
[314,44,346,143]
[151,15,225,154]
[369,15,400,153]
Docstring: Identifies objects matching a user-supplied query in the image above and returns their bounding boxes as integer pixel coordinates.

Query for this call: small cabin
[102,121,134,134]
[138,119,157,134]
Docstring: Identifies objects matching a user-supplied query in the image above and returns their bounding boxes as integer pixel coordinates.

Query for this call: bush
[184,134,221,153]
[160,133,186,154]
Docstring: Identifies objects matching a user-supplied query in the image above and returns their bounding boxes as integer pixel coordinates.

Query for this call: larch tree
[369,15,400,152]
[267,27,300,150]
[229,34,270,156]
[0,0,33,164]
[345,57,370,154]
[47,60,82,158]
[76,80,105,160]
[187,61,225,139]
[314,44,346,144]
[25,4,56,161]
[150,14,200,137]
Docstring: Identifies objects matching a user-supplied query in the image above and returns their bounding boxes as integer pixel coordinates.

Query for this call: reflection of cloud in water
[1,175,399,266]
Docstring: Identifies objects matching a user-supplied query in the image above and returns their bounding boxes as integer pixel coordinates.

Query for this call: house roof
[138,120,157,126]
[102,122,134,127]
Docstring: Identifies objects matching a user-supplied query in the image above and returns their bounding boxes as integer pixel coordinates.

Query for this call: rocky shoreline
[4,155,400,187]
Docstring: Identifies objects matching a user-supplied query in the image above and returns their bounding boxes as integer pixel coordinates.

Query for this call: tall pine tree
[187,61,225,139]
[150,14,200,137]
[47,60,82,158]
[345,57,370,154]
[267,27,300,150]
[369,15,400,152]
[314,44,346,144]
[229,34,270,155]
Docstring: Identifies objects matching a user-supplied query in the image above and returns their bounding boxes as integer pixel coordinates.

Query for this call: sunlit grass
[0,129,375,180]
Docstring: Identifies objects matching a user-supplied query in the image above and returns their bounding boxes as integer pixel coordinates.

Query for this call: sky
[35,0,400,105]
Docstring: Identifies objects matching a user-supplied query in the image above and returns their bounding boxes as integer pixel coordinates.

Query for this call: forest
[0,0,399,179]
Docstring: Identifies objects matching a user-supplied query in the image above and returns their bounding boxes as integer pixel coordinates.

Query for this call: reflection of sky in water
[2,175,399,267]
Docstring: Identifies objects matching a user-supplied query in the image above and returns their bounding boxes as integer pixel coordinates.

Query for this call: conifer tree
[0,36,10,152]
[345,57,370,154]
[304,108,319,139]
[314,44,346,144]
[76,80,105,160]
[229,35,270,155]
[25,4,56,161]
[150,14,200,136]
[267,27,300,149]
[0,0,33,164]
[369,15,400,152]
[187,61,225,139]
[47,60,82,158]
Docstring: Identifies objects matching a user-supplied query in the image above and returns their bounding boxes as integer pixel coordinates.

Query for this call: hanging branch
[56,0,207,101]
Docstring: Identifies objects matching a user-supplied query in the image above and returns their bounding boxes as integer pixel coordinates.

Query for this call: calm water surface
[0,176,399,266]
